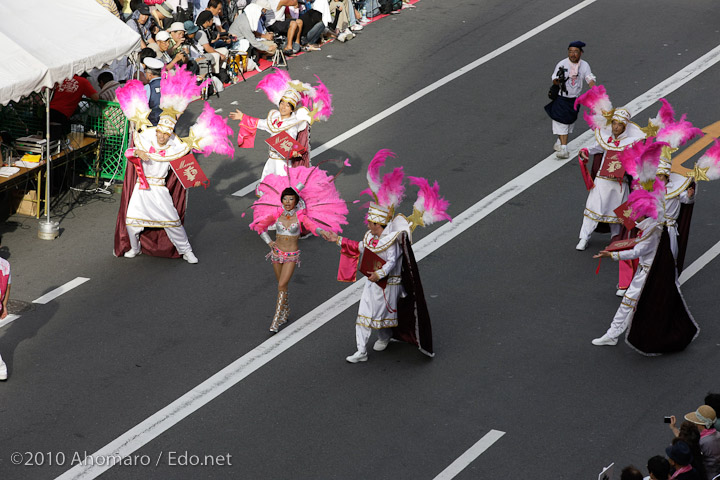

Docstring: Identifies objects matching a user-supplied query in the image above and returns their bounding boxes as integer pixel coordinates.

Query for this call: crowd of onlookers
[87,0,416,100]
[614,393,720,480]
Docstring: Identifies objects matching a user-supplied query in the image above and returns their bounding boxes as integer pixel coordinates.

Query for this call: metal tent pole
[38,88,59,240]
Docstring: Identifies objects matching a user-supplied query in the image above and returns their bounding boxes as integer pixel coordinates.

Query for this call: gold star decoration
[660,145,679,161]
[129,110,152,131]
[405,207,426,233]
[181,129,202,152]
[641,120,660,138]
[161,106,183,119]
[689,164,711,182]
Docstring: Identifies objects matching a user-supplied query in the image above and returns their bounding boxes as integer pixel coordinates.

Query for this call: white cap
[155,31,171,42]
[143,57,164,70]
[168,22,185,32]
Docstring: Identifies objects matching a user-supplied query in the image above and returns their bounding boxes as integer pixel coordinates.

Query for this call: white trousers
[668,225,679,260]
[579,217,621,241]
[0,352,6,376]
[126,224,192,254]
[606,267,649,338]
[355,325,392,354]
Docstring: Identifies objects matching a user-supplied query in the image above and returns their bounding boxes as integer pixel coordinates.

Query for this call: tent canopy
[0,0,141,105]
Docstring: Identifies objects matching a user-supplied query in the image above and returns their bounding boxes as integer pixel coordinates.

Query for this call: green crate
[73,99,130,182]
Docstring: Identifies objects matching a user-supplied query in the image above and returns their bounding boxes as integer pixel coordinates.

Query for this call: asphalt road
[1,1,720,479]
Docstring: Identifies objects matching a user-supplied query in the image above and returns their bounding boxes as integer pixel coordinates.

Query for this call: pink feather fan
[116,79,150,121]
[256,68,292,105]
[620,140,668,184]
[189,102,235,157]
[408,177,452,225]
[575,85,613,130]
[696,140,720,180]
[627,181,666,221]
[648,98,676,130]
[306,76,333,122]
[160,65,205,114]
[656,116,703,149]
[250,166,348,234]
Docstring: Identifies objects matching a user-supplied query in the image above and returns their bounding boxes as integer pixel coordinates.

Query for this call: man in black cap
[666,441,702,479]
[544,41,596,159]
[126,4,156,50]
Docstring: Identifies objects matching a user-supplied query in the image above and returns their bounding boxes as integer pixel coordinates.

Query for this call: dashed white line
[32,277,91,305]
[433,430,506,480]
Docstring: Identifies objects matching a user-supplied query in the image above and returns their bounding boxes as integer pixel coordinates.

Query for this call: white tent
[0,0,141,236]
[0,0,141,105]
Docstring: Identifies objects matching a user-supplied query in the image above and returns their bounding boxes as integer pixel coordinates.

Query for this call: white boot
[183,251,199,264]
[346,351,368,363]
[591,334,618,346]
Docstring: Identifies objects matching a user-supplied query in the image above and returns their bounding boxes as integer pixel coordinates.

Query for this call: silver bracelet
[336,235,343,247]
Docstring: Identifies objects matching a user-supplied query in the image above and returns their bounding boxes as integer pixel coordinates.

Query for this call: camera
[556,66,568,96]
[664,416,672,423]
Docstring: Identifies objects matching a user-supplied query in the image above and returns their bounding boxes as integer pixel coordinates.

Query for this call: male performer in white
[124,114,199,264]
[576,109,644,251]
[546,41,596,159]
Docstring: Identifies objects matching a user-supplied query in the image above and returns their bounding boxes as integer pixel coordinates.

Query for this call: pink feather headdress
[299,76,333,122]
[256,68,292,105]
[656,115,702,149]
[359,149,404,206]
[627,181,666,221]
[116,79,151,128]
[575,85,613,130]
[619,140,668,186]
[695,140,720,181]
[160,65,205,116]
[408,177,452,226]
[187,102,235,157]
[250,165,348,234]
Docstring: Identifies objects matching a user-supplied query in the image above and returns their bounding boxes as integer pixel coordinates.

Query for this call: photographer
[544,41,596,159]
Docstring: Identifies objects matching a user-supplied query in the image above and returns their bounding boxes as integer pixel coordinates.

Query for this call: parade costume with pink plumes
[251,163,348,333]
[234,69,333,184]
[113,66,234,262]
[334,150,451,363]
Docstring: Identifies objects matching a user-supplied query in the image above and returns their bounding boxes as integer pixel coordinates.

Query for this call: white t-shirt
[551,58,595,98]
[268,0,285,24]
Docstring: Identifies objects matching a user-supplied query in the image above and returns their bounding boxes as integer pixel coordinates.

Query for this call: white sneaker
[337,32,348,42]
[343,29,355,40]
[373,339,390,351]
[592,334,618,346]
[553,139,561,151]
[556,147,569,159]
[183,251,199,264]
[350,24,363,32]
[123,249,141,258]
[575,238,589,251]
[0,360,7,381]
[346,351,368,363]
[616,289,627,297]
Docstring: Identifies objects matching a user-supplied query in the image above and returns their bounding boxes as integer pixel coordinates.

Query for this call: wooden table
[0,136,99,218]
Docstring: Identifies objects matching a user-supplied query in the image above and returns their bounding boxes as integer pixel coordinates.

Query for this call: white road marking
[679,239,720,285]
[56,24,720,480]
[32,277,90,305]
[432,430,506,480]
[230,0,599,197]
[0,314,20,329]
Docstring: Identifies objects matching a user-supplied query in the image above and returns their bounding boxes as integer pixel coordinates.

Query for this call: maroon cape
[626,228,699,355]
[394,232,434,357]
[113,158,187,258]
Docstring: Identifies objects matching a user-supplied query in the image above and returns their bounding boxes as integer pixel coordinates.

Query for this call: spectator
[670,421,709,480]
[142,57,164,125]
[666,441,703,480]
[95,0,121,18]
[299,5,325,50]
[190,15,228,74]
[156,31,187,70]
[621,466,644,480]
[330,0,363,41]
[167,21,187,53]
[205,0,227,35]
[227,3,277,57]
[97,72,121,101]
[0,249,11,381]
[153,2,174,29]
[648,455,672,480]
[49,74,100,133]
[126,4,156,49]
[684,406,720,479]
[266,0,304,55]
